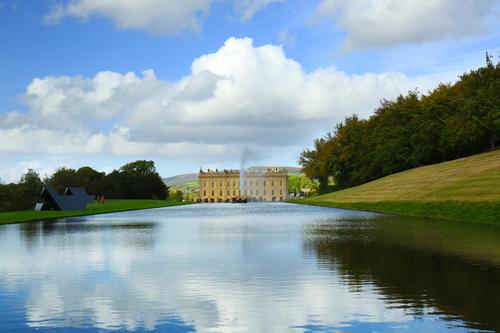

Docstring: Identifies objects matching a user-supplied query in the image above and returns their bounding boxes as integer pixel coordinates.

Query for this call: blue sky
[0,0,499,181]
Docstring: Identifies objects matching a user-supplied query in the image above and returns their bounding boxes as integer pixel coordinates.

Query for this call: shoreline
[0,200,193,225]
[288,199,500,225]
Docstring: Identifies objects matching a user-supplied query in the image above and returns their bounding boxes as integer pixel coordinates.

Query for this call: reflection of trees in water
[304,217,500,332]
[18,219,158,251]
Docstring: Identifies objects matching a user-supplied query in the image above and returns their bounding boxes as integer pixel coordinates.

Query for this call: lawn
[292,150,500,225]
[0,199,192,225]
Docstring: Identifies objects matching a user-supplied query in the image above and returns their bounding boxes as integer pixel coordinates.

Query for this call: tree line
[0,160,168,212]
[300,54,500,192]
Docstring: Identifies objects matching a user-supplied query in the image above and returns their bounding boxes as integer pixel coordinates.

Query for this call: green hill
[163,173,198,187]
[293,150,500,224]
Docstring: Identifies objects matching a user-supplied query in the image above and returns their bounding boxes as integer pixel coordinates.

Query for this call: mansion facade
[199,168,289,202]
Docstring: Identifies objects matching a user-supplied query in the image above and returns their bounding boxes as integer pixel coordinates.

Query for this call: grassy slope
[292,150,500,224]
[0,200,191,225]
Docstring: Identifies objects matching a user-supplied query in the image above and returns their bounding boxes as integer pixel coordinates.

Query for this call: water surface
[0,203,499,332]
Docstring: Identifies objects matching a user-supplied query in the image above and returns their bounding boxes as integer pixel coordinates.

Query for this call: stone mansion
[199,168,289,202]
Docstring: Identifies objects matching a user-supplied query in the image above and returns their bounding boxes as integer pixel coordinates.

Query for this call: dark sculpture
[35,187,94,211]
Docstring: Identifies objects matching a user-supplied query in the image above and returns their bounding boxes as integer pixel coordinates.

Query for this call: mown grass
[290,199,500,225]
[291,150,500,225]
[0,199,192,225]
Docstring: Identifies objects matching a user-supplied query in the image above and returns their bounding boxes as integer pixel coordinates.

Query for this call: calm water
[0,203,499,333]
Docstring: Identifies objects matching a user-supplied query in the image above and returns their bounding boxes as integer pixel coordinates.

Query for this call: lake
[0,202,499,332]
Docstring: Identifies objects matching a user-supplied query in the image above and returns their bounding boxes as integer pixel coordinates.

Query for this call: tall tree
[46,167,79,192]
[299,56,500,191]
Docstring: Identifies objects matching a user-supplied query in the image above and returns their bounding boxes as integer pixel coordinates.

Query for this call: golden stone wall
[199,169,288,202]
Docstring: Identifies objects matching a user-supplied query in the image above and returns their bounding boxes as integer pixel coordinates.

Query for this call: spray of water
[239,146,260,197]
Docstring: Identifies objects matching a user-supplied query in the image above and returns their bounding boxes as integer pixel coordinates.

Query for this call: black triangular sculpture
[35,187,94,211]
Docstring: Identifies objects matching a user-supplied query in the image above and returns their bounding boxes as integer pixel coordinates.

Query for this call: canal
[0,203,499,332]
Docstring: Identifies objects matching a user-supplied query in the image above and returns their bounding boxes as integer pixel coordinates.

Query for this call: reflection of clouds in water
[26,284,65,327]
[0,211,416,333]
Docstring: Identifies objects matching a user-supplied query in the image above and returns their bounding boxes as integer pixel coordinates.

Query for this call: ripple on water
[0,202,499,332]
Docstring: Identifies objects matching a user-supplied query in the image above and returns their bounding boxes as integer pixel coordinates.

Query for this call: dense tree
[288,174,319,196]
[299,136,335,192]
[0,169,43,212]
[46,167,79,192]
[17,169,44,210]
[300,55,500,192]
[0,161,169,212]
[115,160,168,200]
[169,189,184,201]
[76,167,105,194]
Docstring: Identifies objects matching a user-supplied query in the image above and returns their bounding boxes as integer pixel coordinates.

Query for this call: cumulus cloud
[0,37,459,181]
[44,0,284,34]
[315,0,499,50]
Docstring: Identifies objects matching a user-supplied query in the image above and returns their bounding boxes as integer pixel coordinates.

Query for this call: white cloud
[315,0,499,50]
[45,0,213,35]
[44,0,285,34]
[0,37,464,181]
[234,0,284,21]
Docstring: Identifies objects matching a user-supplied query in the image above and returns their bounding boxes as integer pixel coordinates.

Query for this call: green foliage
[45,160,168,200]
[1,160,169,212]
[0,169,44,212]
[115,160,168,200]
[288,174,319,196]
[169,189,184,201]
[300,55,500,190]
[46,167,79,192]
[76,167,106,194]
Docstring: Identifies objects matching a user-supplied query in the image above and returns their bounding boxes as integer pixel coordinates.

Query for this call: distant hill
[163,173,198,187]
[163,166,302,188]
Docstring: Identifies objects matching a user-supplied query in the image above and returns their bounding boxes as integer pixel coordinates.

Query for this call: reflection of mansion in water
[199,168,289,202]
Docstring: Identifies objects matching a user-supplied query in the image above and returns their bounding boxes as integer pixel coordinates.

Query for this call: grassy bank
[291,150,500,225]
[0,199,192,225]
[290,199,500,225]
